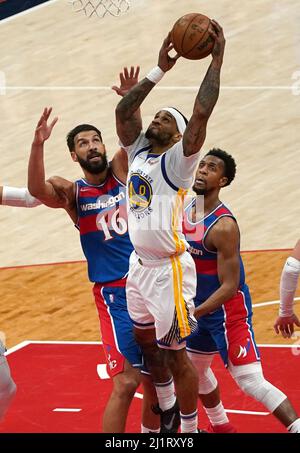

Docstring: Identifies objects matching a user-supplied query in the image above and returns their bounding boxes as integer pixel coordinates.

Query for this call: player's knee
[188,352,217,394]
[234,371,264,396]
[167,349,198,382]
[230,363,286,412]
[113,372,140,400]
[142,344,166,370]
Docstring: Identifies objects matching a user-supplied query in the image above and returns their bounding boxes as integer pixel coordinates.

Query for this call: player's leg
[155,252,200,433]
[162,344,199,433]
[93,283,144,432]
[102,339,160,433]
[0,341,17,421]
[103,359,141,432]
[187,313,237,433]
[229,361,300,432]
[134,326,179,433]
[126,257,179,433]
[140,372,160,433]
[224,288,300,432]
[187,349,236,432]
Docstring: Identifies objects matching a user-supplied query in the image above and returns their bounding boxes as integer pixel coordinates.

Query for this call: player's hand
[158,32,180,72]
[273,314,300,338]
[33,107,58,145]
[112,66,140,97]
[209,19,225,63]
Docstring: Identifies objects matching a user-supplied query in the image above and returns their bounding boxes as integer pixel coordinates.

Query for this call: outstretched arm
[194,218,240,319]
[115,33,179,146]
[28,107,73,209]
[111,66,139,182]
[0,185,41,207]
[274,240,300,338]
[183,20,225,157]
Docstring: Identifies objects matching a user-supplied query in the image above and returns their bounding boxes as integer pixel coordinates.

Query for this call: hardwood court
[1,250,299,348]
[0,0,299,433]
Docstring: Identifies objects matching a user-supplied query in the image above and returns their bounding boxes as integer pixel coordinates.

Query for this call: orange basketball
[171,13,214,60]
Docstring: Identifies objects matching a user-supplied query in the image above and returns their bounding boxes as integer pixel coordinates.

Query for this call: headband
[161,107,187,135]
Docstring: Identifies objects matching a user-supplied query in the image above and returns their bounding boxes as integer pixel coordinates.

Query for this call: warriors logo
[128,173,153,213]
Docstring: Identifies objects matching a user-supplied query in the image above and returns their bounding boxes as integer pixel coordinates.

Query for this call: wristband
[146,66,165,84]
[2,186,41,208]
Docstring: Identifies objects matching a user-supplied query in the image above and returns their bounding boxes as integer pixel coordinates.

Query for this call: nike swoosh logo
[164,413,176,431]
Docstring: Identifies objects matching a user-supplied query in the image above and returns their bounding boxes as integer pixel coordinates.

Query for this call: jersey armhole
[203,214,236,254]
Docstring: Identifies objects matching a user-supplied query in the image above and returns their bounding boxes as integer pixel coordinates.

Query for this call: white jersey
[122,132,201,260]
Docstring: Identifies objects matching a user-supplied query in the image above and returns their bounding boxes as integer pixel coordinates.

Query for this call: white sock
[205,402,229,426]
[287,418,300,433]
[141,424,160,433]
[154,377,176,411]
[180,409,198,433]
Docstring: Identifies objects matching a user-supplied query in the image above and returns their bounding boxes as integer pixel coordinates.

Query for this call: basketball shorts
[93,279,144,378]
[186,287,261,366]
[126,250,198,348]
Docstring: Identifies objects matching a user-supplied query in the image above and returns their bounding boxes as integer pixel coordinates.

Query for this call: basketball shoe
[152,400,180,433]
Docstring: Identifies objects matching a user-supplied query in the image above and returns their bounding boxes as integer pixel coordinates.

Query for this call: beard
[145,126,173,146]
[76,152,108,174]
[192,183,206,195]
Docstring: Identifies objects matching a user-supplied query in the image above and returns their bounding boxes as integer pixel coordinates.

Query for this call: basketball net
[68,0,130,18]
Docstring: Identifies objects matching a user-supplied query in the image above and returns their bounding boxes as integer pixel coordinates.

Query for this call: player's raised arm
[111,66,139,182]
[183,20,225,157]
[28,107,72,209]
[115,34,179,147]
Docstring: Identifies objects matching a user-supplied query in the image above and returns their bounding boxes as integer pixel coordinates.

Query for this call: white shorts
[126,250,198,348]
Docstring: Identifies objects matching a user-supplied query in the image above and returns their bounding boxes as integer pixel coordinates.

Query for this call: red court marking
[1,342,299,433]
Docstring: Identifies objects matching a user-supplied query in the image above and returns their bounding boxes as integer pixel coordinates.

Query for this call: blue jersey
[184,201,246,305]
[184,201,260,366]
[75,168,133,283]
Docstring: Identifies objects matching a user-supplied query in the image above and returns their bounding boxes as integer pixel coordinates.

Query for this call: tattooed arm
[115,33,179,147]
[183,20,225,157]
[115,78,153,147]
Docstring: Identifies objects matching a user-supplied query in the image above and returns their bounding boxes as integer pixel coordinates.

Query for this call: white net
[69,0,131,18]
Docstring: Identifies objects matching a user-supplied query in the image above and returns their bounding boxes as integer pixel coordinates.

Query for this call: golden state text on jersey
[128,169,153,219]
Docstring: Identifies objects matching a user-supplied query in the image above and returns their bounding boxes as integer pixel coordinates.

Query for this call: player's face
[193,156,226,195]
[72,130,108,174]
[145,110,179,145]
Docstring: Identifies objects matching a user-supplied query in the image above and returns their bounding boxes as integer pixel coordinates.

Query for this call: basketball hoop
[68,0,130,18]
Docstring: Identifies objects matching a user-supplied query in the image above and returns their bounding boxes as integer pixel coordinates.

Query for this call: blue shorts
[187,286,260,367]
[93,280,145,377]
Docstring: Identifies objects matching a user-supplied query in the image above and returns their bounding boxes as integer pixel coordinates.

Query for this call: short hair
[205,148,237,186]
[66,124,102,152]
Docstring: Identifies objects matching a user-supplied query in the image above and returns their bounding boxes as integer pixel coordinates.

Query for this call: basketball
[171,13,214,60]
